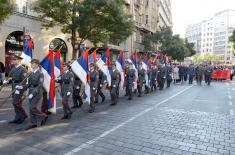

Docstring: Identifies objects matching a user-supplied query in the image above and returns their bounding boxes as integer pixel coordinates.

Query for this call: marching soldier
[3,55,28,124]
[126,62,136,100]
[205,64,213,85]
[57,63,74,119]
[151,65,158,92]
[25,59,47,129]
[110,63,120,105]
[137,63,145,97]
[145,65,152,94]
[95,69,106,104]
[166,63,173,88]
[196,64,204,85]
[72,75,83,109]
[158,63,167,90]
[89,63,99,113]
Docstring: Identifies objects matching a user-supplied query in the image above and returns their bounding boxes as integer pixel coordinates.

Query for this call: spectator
[173,64,179,84]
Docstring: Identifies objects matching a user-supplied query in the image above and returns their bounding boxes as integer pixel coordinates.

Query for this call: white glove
[93,87,96,90]
[16,85,23,90]
[67,92,71,96]
[3,80,9,84]
[28,94,33,99]
[76,86,80,89]
[113,84,116,87]
[15,90,20,94]
[100,84,103,87]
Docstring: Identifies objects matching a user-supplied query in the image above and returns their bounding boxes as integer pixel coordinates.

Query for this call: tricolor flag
[142,54,150,88]
[71,50,90,103]
[21,35,33,66]
[89,49,97,64]
[96,49,111,86]
[53,50,62,79]
[115,50,125,89]
[40,52,56,113]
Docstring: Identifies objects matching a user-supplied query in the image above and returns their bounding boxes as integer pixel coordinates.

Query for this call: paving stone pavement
[0,82,235,155]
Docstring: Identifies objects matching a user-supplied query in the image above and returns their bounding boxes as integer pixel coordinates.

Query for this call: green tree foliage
[192,53,220,64]
[0,0,13,23]
[143,27,196,61]
[33,0,134,58]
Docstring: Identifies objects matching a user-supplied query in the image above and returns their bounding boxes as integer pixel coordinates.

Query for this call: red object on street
[211,70,230,80]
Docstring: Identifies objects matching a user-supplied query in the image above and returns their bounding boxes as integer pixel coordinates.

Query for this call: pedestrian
[57,62,74,119]
[95,69,106,103]
[205,64,213,85]
[110,62,120,105]
[137,62,145,97]
[0,59,5,85]
[188,64,195,84]
[25,59,47,130]
[3,55,28,124]
[173,64,179,84]
[126,62,136,100]
[89,63,99,113]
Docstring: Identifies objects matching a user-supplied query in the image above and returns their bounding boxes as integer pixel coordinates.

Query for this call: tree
[33,0,134,58]
[0,0,13,23]
[192,53,220,64]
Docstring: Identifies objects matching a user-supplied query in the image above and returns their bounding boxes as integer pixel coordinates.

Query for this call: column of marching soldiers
[1,52,173,130]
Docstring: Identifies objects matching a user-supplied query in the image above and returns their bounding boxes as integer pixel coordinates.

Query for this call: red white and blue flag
[142,55,150,88]
[21,35,33,66]
[89,49,97,64]
[96,49,111,86]
[53,50,63,79]
[71,50,90,103]
[128,52,138,89]
[40,52,56,113]
[115,50,125,89]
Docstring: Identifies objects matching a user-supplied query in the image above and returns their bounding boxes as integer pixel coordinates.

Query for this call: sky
[172,0,235,38]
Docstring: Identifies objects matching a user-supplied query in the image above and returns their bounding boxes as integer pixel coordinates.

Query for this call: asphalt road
[0,81,235,155]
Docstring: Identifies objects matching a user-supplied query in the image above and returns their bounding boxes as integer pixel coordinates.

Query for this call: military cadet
[166,63,173,88]
[57,63,74,119]
[3,55,28,124]
[137,62,145,97]
[188,64,195,85]
[110,62,120,105]
[25,59,47,130]
[151,65,158,92]
[205,64,213,85]
[196,64,204,85]
[89,63,99,113]
[158,63,167,90]
[126,62,136,100]
[95,68,106,103]
[145,65,152,94]
[72,74,83,109]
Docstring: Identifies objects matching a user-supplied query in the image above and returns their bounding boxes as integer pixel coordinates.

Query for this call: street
[0,81,235,155]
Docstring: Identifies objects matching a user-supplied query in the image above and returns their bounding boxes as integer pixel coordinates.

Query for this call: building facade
[185,10,235,64]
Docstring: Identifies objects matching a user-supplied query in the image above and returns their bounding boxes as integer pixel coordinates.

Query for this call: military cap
[30,59,40,64]
[12,54,23,60]
[89,63,95,67]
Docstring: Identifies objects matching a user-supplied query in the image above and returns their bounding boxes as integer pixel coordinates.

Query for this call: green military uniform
[10,63,28,123]
[72,74,83,108]
[110,66,121,105]
[27,67,47,127]
[197,65,204,85]
[137,65,145,97]
[126,67,136,100]
[89,68,99,112]
[205,65,213,85]
[60,70,74,118]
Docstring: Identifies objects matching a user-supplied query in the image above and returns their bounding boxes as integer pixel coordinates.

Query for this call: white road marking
[64,86,194,155]
[229,101,233,106]
[0,120,7,124]
[230,109,234,116]
[228,95,232,99]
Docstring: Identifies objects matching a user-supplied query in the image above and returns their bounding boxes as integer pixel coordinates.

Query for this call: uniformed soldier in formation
[26,59,47,129]
[158,64,167,90]
[89,63,99,113]
[137,63,145,97]
[57,63,74,119]
[126,62,136,100]
[95,69,106,104]
[3,55,28,124]
[145,65,152,94]
[72,74,83,109]
[196,64,204,85]
[166,63,173,88]
[151,65,158,92]
[110,63,120,105]
[205,64,213,85]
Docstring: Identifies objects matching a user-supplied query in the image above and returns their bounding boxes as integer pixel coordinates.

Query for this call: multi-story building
[185,23,202,53]
[0,0,172,75]
[185,9,235,64]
